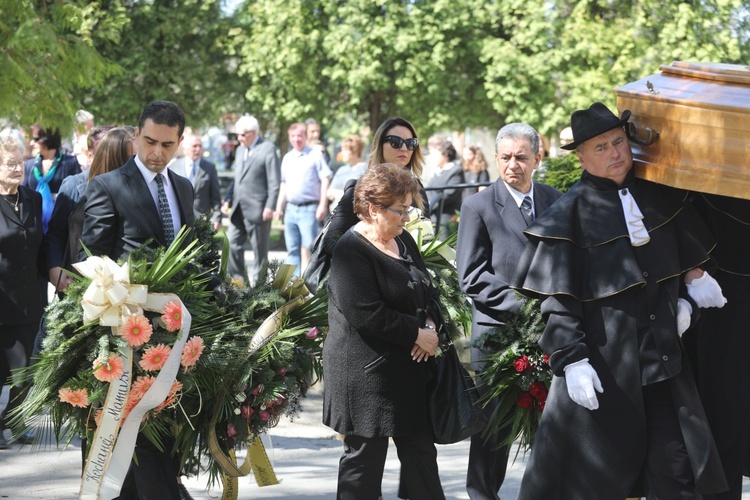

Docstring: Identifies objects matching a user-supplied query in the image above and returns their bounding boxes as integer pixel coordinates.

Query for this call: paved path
[0,384,526,499]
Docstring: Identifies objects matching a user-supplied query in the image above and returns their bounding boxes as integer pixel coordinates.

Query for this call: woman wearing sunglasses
[320,117,429,258]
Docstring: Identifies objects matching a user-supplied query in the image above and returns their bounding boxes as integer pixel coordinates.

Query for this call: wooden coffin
[614,61,750,200]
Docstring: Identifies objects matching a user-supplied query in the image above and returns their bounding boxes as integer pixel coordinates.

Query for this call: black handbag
[303,217,332,294]
[427,340,487,444]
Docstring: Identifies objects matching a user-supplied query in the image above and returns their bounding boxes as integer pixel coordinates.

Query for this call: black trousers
[466,373,511,500]
[337,431,445,500]
[641,380,698,500]
[116,434,180,500]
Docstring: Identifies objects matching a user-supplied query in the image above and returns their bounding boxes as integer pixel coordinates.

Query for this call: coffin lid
[614,61,750,200]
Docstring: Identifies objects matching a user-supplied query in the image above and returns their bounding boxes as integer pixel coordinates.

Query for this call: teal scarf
[33,152,61,233]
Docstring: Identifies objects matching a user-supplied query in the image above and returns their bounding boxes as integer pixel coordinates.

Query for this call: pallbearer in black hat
[510,102,729,499]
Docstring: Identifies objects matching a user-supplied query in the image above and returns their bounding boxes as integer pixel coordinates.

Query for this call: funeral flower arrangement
[10,218,327,495]
[405,213,472,342]
[471,298,551,451]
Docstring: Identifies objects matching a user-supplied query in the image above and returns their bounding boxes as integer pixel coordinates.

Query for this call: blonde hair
[341,134,364,158]
[367,117,425,178]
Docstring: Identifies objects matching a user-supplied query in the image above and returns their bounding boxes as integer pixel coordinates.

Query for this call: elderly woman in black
[320,117,428,257]
[0,135,45,448]
[323,163,444,499]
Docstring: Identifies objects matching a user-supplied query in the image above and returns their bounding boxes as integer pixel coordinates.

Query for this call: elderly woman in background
[327,134,367,209]
[461,145,490,200]
[426,139,464,235]
[0,135,45,449]
[323,163,444,499]
[45,127,134,292]
[321,117,428,257]
[23,127,81,233]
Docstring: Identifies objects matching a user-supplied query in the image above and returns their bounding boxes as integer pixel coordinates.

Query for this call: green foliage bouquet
[406,213,472,341]
[472,298,551,451]
[9,218,327,494]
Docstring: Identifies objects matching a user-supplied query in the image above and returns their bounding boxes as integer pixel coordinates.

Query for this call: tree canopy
[2,0,748,138]
[0,0,126,133]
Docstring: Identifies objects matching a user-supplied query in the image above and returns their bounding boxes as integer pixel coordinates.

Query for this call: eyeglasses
[384,206,415,218]
[1,161,24,170]
[32,137,41,142]
[383,135,419,151]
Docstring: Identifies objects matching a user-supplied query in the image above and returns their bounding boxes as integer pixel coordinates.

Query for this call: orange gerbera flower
[161,301,183,332]
[181,336,205,369]
[58,387,89,408]
[131,375,156,399]
[93,354,125,382]
[120,315,153,346]
[139,344,171,372]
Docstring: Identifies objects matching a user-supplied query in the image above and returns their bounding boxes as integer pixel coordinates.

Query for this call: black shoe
[177,484,195,500]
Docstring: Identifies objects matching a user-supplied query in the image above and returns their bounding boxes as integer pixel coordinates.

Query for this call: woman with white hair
[0,134,45,448]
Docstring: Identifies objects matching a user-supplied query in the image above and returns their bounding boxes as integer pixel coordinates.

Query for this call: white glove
[676,298,692,336]
[564,358,603,410]
[686,271,727,308]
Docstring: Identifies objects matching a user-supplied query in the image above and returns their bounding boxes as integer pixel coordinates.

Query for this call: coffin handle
[627,121,660,146]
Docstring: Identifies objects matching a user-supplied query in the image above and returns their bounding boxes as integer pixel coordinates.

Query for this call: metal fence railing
[423,181,493,230]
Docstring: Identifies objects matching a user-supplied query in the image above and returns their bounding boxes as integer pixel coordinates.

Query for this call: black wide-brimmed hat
[560,102,631,150]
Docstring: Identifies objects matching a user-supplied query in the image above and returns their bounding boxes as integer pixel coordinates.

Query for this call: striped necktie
[520,196,534,225]
[155,173,174,245]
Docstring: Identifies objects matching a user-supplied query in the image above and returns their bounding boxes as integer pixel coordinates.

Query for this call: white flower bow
[72,256,149,326]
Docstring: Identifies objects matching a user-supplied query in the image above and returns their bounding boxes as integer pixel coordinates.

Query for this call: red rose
[535,399,546,412]
[241,405,254,419]
[516,391,534,409]
[529,382,548,401]
[543,354,550,365]
[514,355,532,372]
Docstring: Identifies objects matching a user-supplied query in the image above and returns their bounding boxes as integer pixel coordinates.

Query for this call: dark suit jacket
[225,138,280,224]
[189,158,221,223]
[80,158,195,261]
[427,162,464,219]
[456,180,561,370]
[0,186,45,326]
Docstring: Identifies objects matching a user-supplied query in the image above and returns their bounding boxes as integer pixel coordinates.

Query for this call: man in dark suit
[80,100,195,500]
[456,123,562,500]
[81,105,193,262]
[183,134,221,230]
[221,114,280,285]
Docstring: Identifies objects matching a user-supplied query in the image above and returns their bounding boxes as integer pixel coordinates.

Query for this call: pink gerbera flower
[161,301,183,332]
[131,375,156,399]
[58,387,89,408]
[181,336,204,369]
[120,315,153,346]
[93,354,125,382]
[139,344,172,372]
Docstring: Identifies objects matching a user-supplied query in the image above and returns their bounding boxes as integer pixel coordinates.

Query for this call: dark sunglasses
[383,135,419,151]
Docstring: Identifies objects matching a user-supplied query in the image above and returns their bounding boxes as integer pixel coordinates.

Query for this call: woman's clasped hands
[412,322,439,362]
